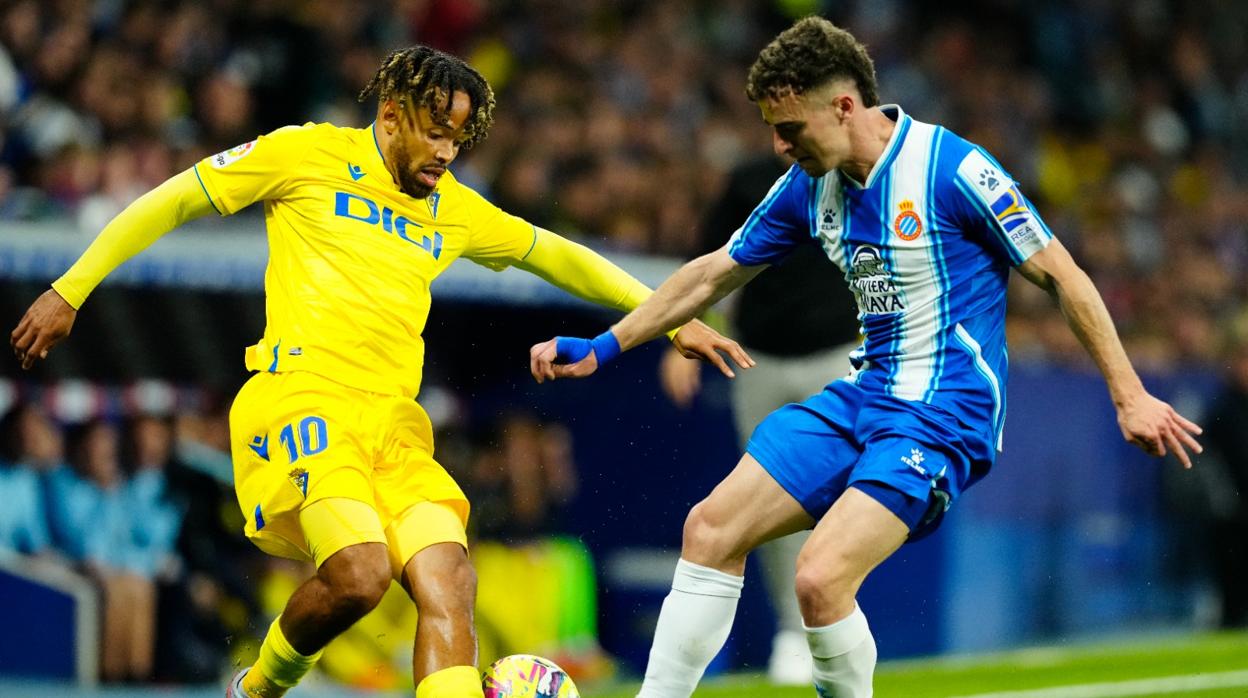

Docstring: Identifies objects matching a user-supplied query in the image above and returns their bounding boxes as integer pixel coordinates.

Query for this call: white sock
[806,603,877,697]
[636,559,745,698]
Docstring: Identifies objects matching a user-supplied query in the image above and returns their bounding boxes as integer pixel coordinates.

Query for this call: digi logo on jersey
[334,192,443,259]
[847,245,905,315]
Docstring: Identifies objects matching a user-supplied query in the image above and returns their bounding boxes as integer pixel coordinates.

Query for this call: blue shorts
[746,379,986,541]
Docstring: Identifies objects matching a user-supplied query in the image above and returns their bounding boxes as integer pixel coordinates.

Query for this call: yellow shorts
[229,370,469,577]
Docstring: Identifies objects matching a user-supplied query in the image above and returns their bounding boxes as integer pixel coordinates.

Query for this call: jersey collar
[844,104,910,190]
[367,121,389,175]
[342,121,392,190]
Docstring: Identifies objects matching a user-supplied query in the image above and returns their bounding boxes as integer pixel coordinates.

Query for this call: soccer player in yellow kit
[10,47,750,698]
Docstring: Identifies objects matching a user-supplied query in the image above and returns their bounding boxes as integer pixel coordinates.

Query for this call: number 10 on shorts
[278,416,329,463]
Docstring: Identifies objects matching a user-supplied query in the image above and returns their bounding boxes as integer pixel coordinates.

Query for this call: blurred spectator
[123,414,183,578]
[47,419,157,682]
[161,397,265,682]
[466,413,610,681]
[470,413,577,541]
[0,402,58,558]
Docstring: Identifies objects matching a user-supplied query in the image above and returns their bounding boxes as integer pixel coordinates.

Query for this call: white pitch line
[950,669,1248,698]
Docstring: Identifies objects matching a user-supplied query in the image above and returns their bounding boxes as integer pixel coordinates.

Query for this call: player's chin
[399,177,435,199]
[797,158,827,176]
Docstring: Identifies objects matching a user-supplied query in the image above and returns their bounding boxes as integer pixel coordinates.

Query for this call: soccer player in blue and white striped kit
[530,16,1204,697]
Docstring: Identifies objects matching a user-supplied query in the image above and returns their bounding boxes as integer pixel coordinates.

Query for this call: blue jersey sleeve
[945,145,1054,266]
[726,164,815,266]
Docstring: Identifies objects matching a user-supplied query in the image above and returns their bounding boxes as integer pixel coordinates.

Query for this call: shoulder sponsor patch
[957,149,1041,247]
[211,140,257,169]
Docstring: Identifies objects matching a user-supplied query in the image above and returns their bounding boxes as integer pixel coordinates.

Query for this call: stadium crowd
[0,381,246,682]
[2,0,1247,369]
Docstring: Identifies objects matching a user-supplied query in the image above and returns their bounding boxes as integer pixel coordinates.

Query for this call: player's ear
[835,92,855,122]
[379,98,401,136]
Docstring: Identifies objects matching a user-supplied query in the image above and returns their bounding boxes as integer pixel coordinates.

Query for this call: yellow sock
[416,665,484,698]
[241,617,323,697]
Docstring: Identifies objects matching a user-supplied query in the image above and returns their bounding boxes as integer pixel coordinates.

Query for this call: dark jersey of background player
[698,156,858,357]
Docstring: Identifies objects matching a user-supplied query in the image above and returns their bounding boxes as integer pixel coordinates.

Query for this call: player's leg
[401,537,481,698]
[385,499,480,698]
[240,499,391,698]
[730,353,811,671]
[640,382,864,698]
[228,372,395,696]
[744,343,856,685]
[637,453,814,698]
[731,351,811,649]
[373,397,483,697]
[796,486,910,697]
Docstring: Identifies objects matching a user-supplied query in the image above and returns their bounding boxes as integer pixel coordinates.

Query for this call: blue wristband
[554,336,592,364]
[553,331,621,366]
[589,330,621,365]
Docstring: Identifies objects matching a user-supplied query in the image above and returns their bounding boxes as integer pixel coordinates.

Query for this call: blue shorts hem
[848,480,927,530]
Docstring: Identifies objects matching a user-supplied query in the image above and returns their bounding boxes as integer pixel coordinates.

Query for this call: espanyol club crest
[893,199,922,241]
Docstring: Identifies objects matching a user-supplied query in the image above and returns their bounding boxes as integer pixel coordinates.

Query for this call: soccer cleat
[226,668,250,697]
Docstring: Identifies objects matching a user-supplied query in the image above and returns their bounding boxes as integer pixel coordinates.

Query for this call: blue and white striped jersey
[727,106,1053,452]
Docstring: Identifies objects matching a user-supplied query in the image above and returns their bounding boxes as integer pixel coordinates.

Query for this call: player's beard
[390,143,435,199]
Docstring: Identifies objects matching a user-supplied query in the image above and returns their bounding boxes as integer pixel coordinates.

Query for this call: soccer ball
[482,654,580,698]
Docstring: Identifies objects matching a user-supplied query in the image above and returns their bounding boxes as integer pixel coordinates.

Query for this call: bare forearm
[1053,269,1144,406]
[611,253,746,350]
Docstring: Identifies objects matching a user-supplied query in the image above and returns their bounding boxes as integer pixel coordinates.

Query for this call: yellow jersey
[193,122,536,399]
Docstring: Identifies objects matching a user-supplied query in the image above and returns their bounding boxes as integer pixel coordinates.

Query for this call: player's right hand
[1116,391,1203,469]
[529,337,598,383]
[11,288,77,370]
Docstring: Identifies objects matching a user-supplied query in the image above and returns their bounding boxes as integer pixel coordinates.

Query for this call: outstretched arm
[515,227,668,314]
[610,246,761,350]
[517,230,752,376]
[1017,238,1202,467]
[530,245,762,382]
[10,168,216,368]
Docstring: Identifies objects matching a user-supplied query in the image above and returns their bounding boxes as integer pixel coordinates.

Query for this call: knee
[682,501,739,565]
[321,545,391,618]
[793,553,854,614]
[439,554,477,606]
[412,553,476,618]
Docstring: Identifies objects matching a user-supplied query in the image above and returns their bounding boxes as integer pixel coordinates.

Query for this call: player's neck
[838,108,896,185]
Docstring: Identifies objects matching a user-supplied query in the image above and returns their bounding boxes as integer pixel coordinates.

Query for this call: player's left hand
[672,319,755,379]
[1117,391,1203,468]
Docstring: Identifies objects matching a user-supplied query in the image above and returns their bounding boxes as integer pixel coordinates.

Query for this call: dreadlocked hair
[359,46,496,149]
[746,16,879,107]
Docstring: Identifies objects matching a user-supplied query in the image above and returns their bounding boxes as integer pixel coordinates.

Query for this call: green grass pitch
[588,631,1248,697]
